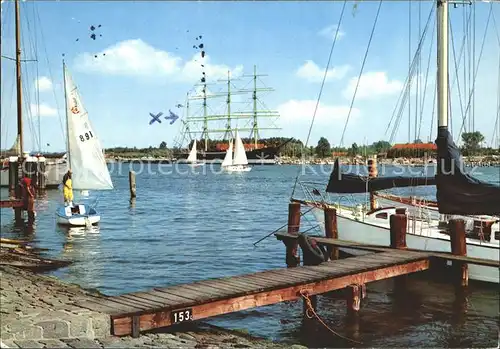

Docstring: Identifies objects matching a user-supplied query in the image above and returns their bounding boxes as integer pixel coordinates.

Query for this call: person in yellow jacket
[62,169,73,206]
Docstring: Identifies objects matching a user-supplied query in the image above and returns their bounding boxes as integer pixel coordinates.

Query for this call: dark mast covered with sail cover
[326,158,436,194]
[435,127,500,215]
[433,0,500,216]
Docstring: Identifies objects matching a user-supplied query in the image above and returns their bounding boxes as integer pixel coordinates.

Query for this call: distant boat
[55,62,113,227]
[186,139,204,168]
[221,130,252,173]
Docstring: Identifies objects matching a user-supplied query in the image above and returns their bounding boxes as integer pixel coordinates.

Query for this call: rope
[290,0,347,200]
[457,2,493,140]
[339,0,383,147]
[299,289,363,344]
[252,206,314,246]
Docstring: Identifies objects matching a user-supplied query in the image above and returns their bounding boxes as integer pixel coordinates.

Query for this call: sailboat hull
[309,206,499,284]
[56,204,100,226]
[222,165,252,172]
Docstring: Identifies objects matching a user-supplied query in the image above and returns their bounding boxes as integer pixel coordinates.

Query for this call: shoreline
[0,265,299,349]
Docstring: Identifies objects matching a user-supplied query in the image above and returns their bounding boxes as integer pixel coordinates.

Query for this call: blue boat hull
[56,204,100,226]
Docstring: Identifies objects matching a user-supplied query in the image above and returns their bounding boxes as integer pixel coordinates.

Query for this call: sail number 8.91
[79,131,94,142]
[171,308,193,324]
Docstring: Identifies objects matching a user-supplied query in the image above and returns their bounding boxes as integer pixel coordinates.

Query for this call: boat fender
[298,234,327,265]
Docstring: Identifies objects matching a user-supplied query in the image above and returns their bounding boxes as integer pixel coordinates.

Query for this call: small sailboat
[221,130,252,172]
[186,139,204,167]
[56,62,113,227]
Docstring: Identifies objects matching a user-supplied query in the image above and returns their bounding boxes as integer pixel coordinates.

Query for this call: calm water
[1,164,499,347]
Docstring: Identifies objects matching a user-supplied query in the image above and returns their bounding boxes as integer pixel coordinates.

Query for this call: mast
[225,70,232,140]
[203,82,208,151]
[62,60,71,169]
[15,0,23,158]
[437,0,448,129]
[252,65,258,147]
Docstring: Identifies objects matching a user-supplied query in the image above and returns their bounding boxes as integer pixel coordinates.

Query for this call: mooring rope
[252,206,315,246]
[299,289,363,345]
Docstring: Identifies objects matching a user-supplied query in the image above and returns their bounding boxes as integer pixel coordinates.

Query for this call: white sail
[187,139,197,163]
[221,140,233,167]
[233,130,248,166]
[64,65,113,191]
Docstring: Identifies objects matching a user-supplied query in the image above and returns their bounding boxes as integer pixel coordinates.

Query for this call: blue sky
[1,0,499,152]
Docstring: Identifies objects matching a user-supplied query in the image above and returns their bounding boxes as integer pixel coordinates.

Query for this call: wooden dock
[73,201,498,339]
[75,250,430,337]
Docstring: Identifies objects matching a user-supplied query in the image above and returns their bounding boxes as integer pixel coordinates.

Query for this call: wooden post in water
[129,170,137,199]
[449,219,468,288]
[346,284,366,316]
[324,206,339,260]
[390,213,407,249]
[390,213,407,294]
[368,156,378,211]
[285,202,301,267]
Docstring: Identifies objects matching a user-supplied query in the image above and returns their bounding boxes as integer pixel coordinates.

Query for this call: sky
[1,0,499,152]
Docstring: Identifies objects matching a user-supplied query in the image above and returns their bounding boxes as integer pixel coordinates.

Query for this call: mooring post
[368,156,378,211]
[285,202,301,267]
[324,206,339,260]
[390,213,408,293]
[346,284,366,317]
[129,170,137,199]
[390,213,407,249]
[449,219,468,289]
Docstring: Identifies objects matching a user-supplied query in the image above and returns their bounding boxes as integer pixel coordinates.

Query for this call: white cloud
[342,71,403,100]
[318,24,345,40]
[276,99,360,124]
[74,39,243,82]
[296,60,350,83]
[30,103,58,117]
[35,76,53,92]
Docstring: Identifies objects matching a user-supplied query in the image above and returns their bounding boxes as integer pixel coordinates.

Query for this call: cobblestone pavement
[0,266,302,348]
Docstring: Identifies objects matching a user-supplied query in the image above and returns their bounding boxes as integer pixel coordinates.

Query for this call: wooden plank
[123,292,177,307]
[76,299,126,315]
[179,284,233,299]
[153,286,212,303]
[101,296,153,311]
[76,296,141,315]
[146,290,196,304]
[111,259,430,336]
[210,275,270,290]
[276,232,498,268]
[118,294,169,308]
[194,280,251,295]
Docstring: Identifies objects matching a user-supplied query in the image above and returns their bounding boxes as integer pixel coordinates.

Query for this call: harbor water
[1,164,498,347]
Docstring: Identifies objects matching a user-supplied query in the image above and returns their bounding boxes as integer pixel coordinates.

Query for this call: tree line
[103,131,498,158]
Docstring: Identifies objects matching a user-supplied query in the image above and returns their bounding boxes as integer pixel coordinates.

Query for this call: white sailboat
[55,62,113,226]
[295,0,499,284]
[186,139,204,167]
[221,130,252,172]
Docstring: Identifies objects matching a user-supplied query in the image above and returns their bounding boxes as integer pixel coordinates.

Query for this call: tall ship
[172,65,289,164]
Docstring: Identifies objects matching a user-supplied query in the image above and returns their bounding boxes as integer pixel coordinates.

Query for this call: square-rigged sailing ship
[173,65,290,164]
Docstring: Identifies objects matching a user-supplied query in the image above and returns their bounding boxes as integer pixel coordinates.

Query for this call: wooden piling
[285,202,301,267]
[449,219,468,288]
[390,214,407,249]
[324,206,339,260]
[346,284,363,316]
[129,171,137,199]
[368,156,378,211]
[390,213,407,292]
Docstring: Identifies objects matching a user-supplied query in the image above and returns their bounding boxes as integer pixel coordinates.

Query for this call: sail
[326,158,436,193]
[233,130,248,165]
[187,139,197,163]
[64,65,113,190]
[221,140,233,167]
[435,127,500,215]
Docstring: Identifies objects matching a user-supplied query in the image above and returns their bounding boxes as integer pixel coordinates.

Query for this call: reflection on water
[55,224,103,291]
[0,165,498,347]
